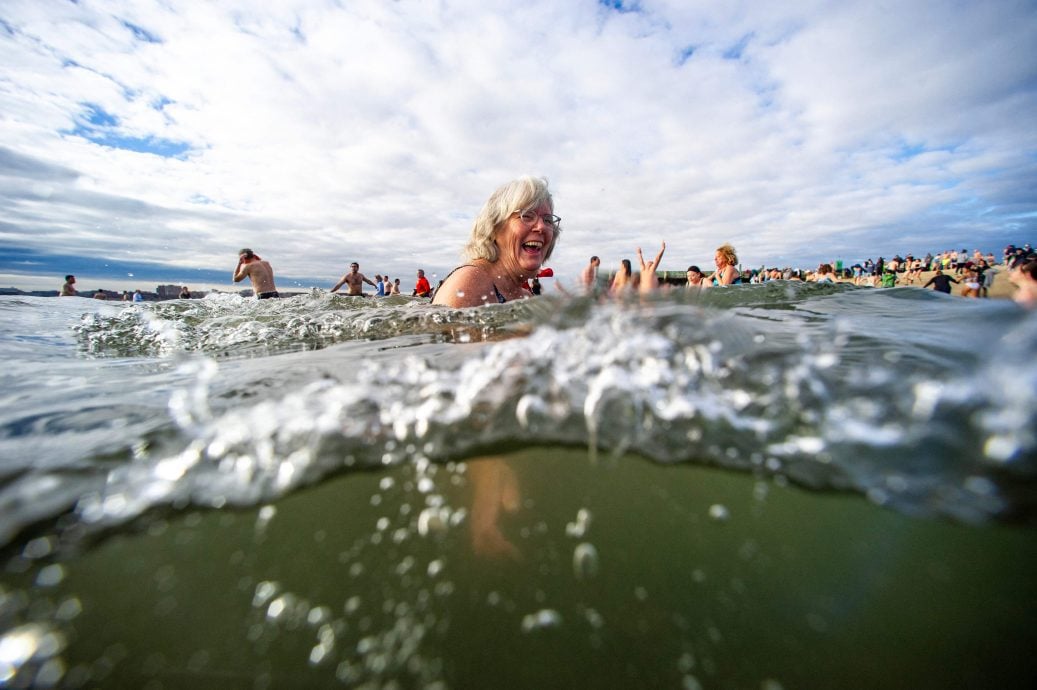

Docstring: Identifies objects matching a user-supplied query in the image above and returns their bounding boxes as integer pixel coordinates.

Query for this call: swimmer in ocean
[233,248,279,299]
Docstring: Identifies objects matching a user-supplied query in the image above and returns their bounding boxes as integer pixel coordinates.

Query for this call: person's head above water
[462,176,561,265]
[715,243,737,268]
[433,176,561,308]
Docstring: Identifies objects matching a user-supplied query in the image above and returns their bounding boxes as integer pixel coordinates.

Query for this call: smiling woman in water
[432,176,561,308]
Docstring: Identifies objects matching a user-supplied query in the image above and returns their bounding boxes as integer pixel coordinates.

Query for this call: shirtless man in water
[233,248,279,298]
[61,274,77,296]
[330,262,377,296]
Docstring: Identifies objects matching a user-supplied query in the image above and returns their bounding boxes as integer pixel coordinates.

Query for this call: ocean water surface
[1,284,1034,688]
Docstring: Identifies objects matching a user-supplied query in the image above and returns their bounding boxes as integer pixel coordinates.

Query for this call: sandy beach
[842,267,1017,299]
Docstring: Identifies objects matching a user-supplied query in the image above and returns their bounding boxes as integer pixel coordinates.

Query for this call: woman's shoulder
[433,263,497,307]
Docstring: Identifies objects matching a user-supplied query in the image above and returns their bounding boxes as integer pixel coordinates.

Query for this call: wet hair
[716,243,738,266]
[1020,260,1037,281]
[463,176,560,263]
[620,258,632,276]
[687,265,701,274]
[591,255,599,263]
[239,248,255,259]
[65,274,74,281]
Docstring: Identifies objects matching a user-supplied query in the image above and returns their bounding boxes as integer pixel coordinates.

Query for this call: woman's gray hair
[463,176,561,263]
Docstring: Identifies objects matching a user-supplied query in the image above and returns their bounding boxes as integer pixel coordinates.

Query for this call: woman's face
[687,270,702,284]
[714,251,726,268]
[496,201,555,276]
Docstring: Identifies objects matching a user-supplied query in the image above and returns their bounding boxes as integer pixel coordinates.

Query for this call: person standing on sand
[330,262,376,296]
[961,268,982,298]
[61,275,77,296]
[233,248,279,299]
[981,261,997,298]
[923,269,958,295]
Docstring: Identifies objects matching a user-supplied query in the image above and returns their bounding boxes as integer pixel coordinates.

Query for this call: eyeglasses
[514,209,561,228]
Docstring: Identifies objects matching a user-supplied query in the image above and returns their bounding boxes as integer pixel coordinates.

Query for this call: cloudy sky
[1,0,1035,292]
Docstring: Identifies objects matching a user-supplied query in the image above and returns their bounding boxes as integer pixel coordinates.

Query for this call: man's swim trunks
[257,291,280,299]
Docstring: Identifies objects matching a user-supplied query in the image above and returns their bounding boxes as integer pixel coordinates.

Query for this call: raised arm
[638,242,667,293]
[650,242,666,270]
[233,260,248,283]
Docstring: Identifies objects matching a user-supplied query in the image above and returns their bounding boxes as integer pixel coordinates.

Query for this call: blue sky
[1,0,1035,292]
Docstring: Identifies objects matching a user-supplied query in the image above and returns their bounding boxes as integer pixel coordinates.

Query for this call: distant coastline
[0,285,307,300]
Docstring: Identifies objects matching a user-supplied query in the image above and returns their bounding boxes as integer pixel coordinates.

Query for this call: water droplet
[307,606,330,626]
[22,537,55,560]
[521,609,562,632]
[267,596,288,621]
[573,543,599,580]
[417,507,448,536]
[583,608,604,629]
[309,643,331,665]
[35,564,65,587]
[682,674,703,690]
[253,581,279,607]
[708,504,729,522]
[566,508,592,537]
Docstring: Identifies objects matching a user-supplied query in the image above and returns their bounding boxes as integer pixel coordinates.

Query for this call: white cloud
[0,0,1034,290]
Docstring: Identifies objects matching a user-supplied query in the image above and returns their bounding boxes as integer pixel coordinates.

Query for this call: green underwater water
[5,447,1034,689]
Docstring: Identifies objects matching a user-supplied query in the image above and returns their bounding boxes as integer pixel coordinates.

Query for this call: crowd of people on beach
[60,175,1037,309]
[574,241,1037,306]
